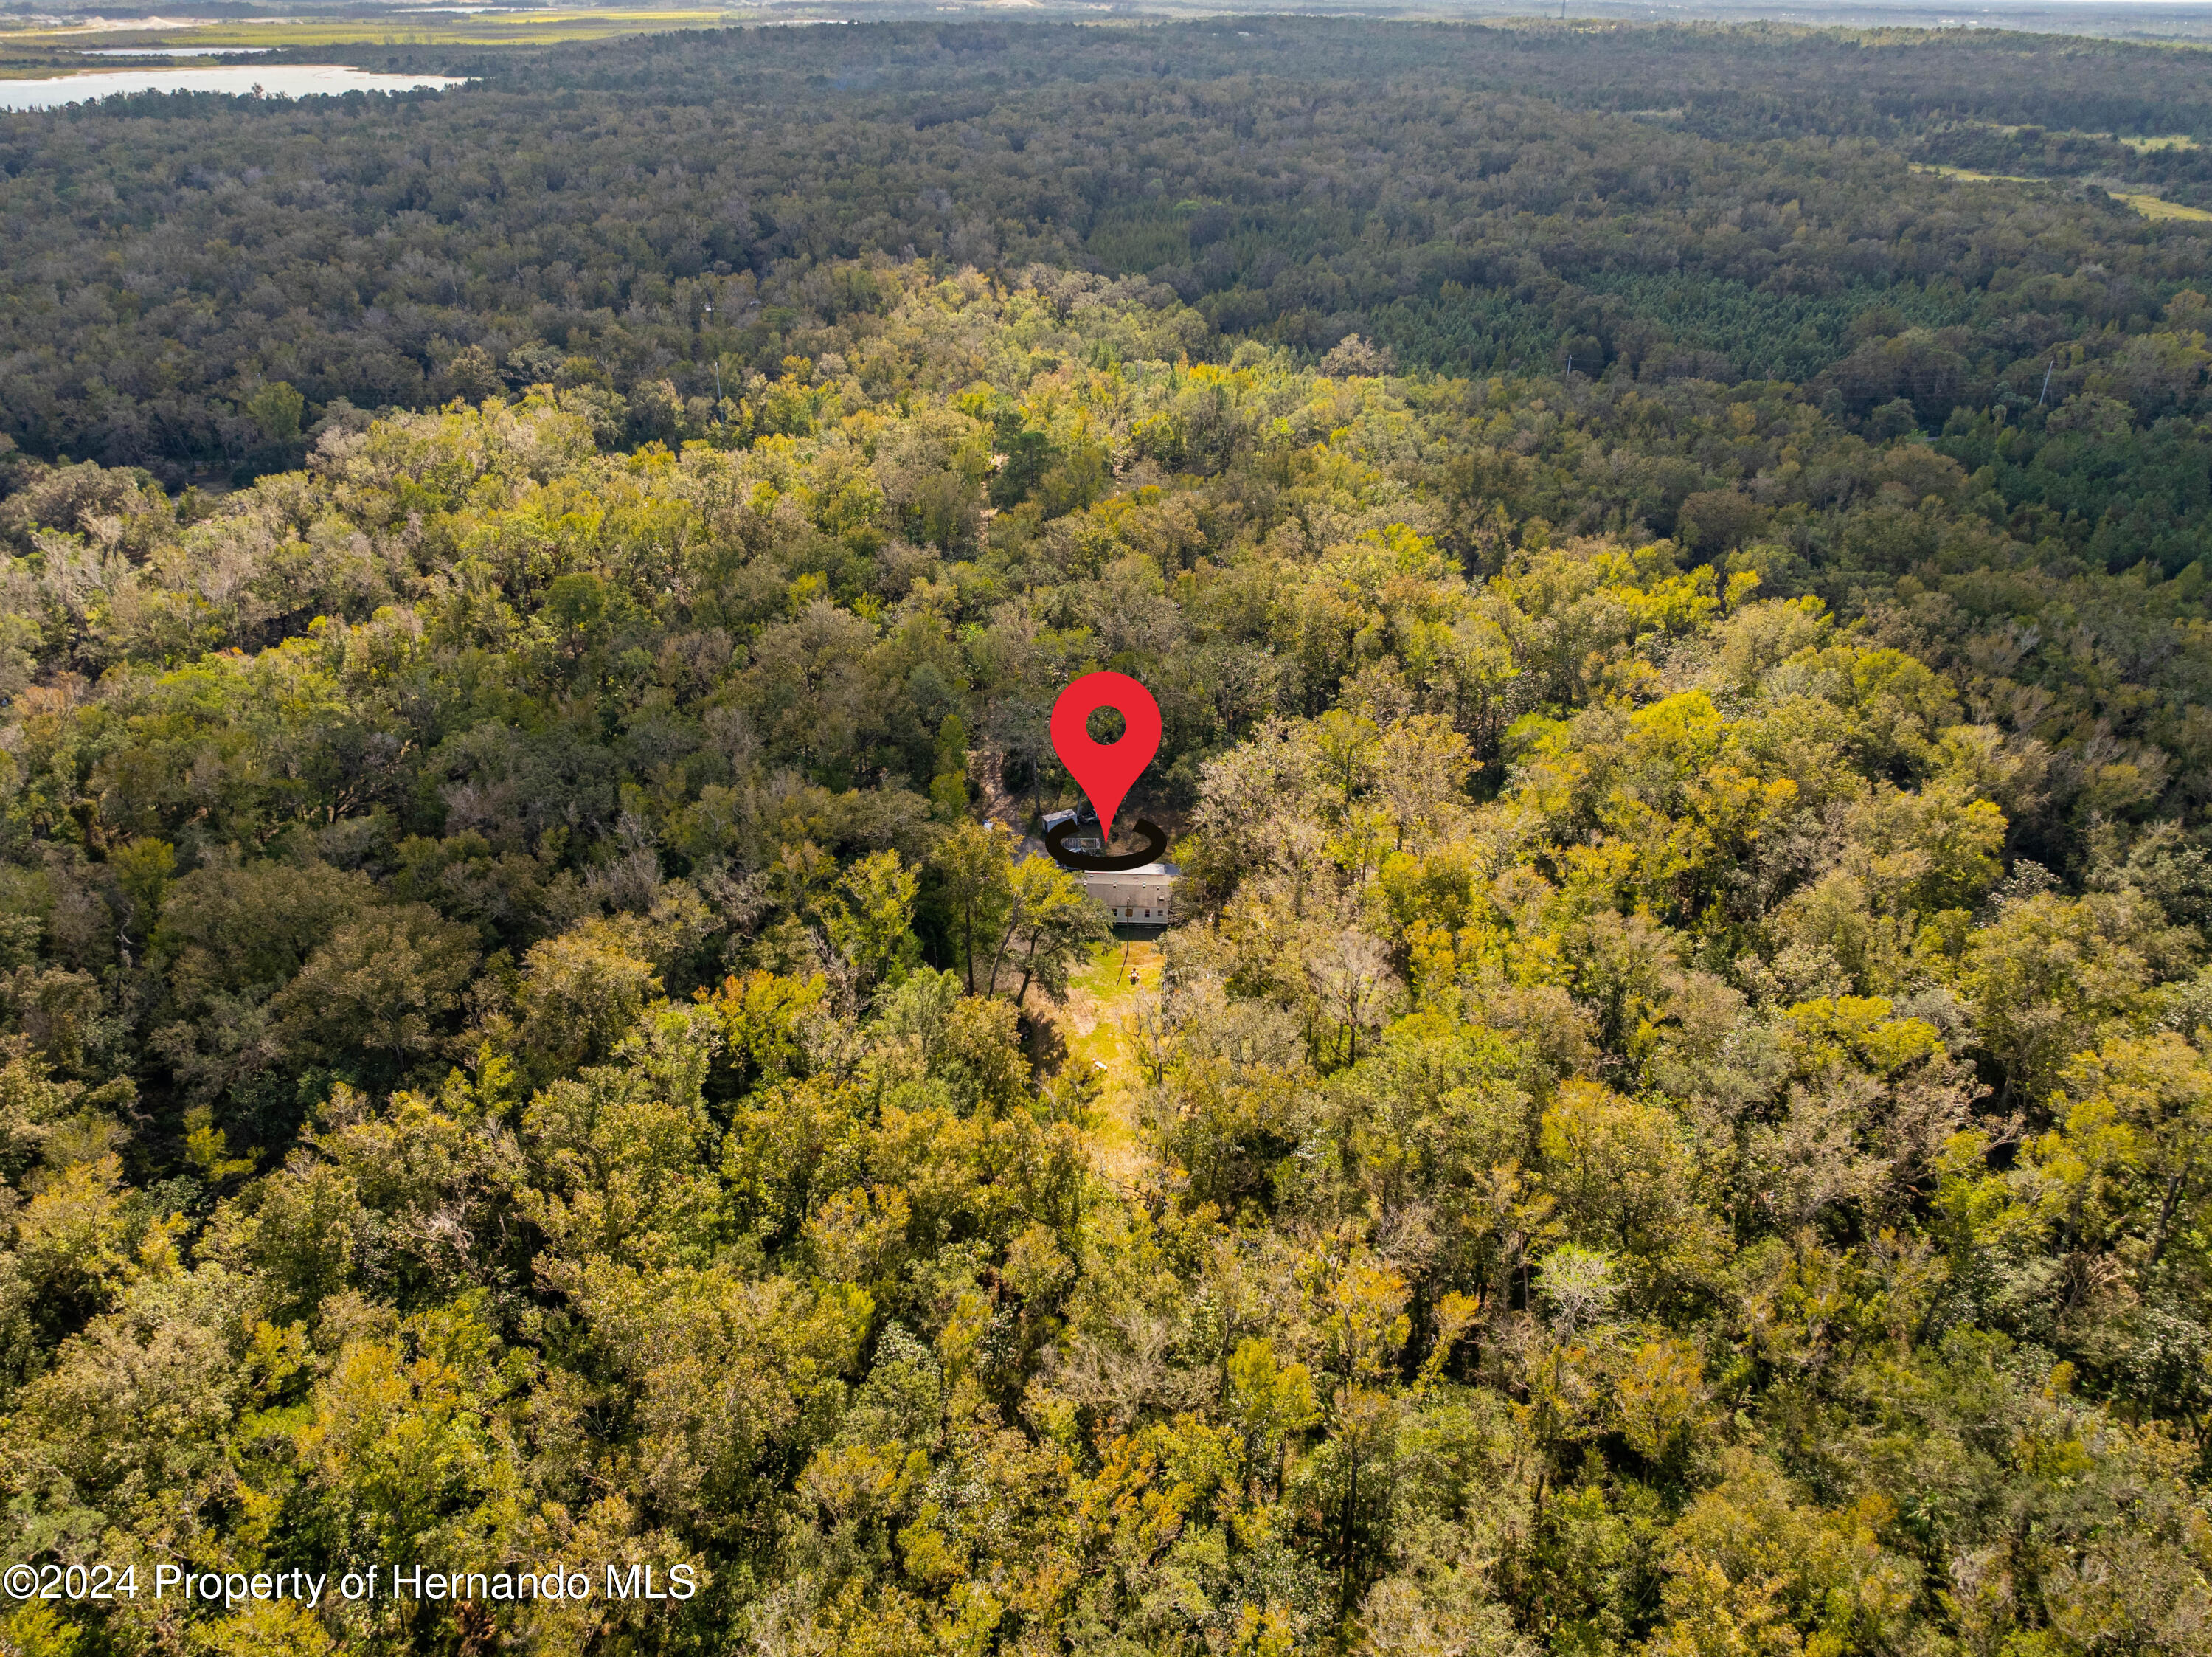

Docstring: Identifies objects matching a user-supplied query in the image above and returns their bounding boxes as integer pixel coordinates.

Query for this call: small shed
[1039,806,1102,849]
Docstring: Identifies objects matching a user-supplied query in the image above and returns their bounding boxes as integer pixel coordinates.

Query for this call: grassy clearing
[1911,162,2047,185]
[10,10,757,54]
[1907,162,2212,223]
[1057,935,1163,1193]
[1950,119,2204,152]
[2114,190,2212,222]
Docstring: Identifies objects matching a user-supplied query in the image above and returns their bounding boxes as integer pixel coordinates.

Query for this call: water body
[0,66,467,110]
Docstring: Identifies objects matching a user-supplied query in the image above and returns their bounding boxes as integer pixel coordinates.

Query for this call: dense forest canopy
[2,17,2212,1657]
[12,17,2212,487]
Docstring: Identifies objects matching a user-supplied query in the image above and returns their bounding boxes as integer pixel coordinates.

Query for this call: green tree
[823,850,923,998]
[930,822,1018,996]
[245,381,305,443]
[989,854,1111,1008]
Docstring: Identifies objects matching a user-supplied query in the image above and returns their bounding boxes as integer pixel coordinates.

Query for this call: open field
[0,7,777,72]
[1910,162,2050,184]
[1910,162,2212,220]
[11,8,760,46]
[2113,189,2212,221]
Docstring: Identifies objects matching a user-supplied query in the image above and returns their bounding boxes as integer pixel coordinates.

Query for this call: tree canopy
[2,18,2211,1657]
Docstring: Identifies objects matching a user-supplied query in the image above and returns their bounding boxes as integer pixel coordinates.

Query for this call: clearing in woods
[1053,936,1163,1194]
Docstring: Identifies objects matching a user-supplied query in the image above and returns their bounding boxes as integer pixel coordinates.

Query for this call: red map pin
[1050,671,1161,849]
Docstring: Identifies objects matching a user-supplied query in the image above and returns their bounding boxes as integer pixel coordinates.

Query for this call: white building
[1079,864,1176,927]
[1030,811,1176,924]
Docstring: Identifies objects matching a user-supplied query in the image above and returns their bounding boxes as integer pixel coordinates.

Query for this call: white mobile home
[1080,864,1176,927]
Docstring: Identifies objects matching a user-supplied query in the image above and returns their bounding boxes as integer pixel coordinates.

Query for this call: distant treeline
[6,18,2212,491]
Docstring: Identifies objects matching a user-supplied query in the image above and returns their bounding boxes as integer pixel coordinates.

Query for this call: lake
[0,66,468,110]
